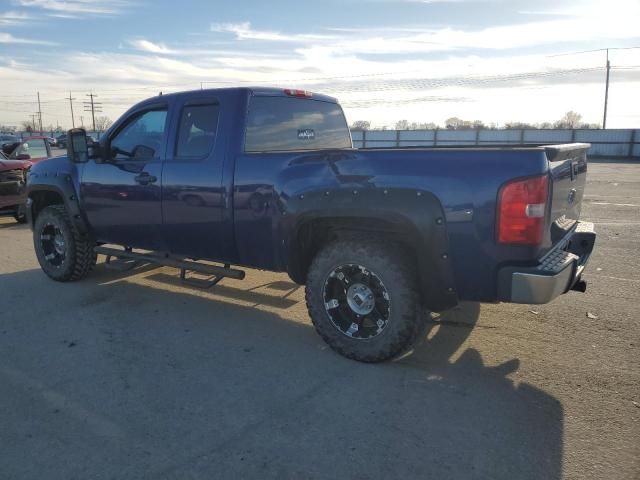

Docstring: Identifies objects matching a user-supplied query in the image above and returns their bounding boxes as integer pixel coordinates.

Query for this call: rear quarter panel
[233,147,549,303]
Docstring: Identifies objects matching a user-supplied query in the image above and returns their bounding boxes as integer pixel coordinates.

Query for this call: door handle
[134,173,157,185]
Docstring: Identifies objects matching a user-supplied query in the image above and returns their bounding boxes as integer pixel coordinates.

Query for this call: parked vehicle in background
[56,134,67,148]
[24,87,596,362]
[0,150,30,223]
[46,136,57,147]
[9,137,52,163]
[1,134,19,156]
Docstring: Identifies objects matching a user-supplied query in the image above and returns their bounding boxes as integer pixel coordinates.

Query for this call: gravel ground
[0,159,638,480]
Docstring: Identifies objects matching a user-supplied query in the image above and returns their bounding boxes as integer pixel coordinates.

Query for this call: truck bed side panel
[233,148,549,303]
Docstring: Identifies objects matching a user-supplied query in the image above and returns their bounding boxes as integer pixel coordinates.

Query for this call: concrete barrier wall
[352,128,640,158]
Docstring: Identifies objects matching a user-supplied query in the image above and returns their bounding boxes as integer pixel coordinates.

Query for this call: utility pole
[68,92,76,128]
[80,116,84,127]
[37,91,43,134]
[84,92,102,132]
[603,48,610,129]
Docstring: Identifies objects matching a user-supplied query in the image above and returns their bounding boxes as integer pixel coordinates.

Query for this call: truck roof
[134,87,338,107]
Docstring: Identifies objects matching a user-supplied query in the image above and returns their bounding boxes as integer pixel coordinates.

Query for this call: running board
[94,246,246,286]
[179,265,229,289]
[104,246,139,272]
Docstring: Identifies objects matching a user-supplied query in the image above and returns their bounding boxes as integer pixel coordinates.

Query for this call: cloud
[0,11,32,25]
[0,31,56,44]
[129,39,175,55]
[211,21,333,43]
[13,0,129,16]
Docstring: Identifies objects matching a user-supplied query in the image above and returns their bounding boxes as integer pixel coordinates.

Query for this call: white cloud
[0,11,32,25]
[211,21,333,42]
[13,0,129,16]
[0,31,56,44]
[129,39,175,55]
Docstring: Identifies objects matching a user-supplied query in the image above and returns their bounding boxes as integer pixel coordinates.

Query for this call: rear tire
[305,238,422,362]
[33,205,96,281]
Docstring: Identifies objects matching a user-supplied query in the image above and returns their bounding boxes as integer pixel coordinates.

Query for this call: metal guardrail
[352,128,640,158]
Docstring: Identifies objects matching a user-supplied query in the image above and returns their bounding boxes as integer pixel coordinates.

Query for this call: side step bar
[94,246,245,287]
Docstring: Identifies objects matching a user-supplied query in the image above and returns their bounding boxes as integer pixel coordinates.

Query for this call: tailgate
[545,143,590,247]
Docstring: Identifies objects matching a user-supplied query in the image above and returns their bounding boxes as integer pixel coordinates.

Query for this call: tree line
[351,111,600,131]
[0,116,113,135]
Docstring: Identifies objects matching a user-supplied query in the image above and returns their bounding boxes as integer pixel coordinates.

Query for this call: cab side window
[110,109,167,161]
[175,103,220,159]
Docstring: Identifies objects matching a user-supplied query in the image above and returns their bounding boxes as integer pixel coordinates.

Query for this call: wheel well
[287,217,422,286]
[29,190,64,222]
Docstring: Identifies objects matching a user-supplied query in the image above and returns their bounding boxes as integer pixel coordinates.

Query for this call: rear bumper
[497,221,596,304]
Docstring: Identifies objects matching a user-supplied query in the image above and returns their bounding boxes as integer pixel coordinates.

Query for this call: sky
[0,0,639,130]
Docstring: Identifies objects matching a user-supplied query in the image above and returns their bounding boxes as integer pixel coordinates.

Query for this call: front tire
[305,238,421,362]
[33,205,97,281]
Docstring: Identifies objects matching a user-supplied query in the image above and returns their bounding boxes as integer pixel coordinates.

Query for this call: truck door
[161,95,236,262]
[80,104,168,250]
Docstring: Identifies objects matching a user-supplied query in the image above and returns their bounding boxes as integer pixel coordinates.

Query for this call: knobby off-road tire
[305,238,422,362]
[33,205,97,281]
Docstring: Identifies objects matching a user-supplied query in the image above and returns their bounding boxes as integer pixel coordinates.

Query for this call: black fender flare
[282,187,458,312]
[26,172,90,235]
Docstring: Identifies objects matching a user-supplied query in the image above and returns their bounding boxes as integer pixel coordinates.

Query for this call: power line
[548,46,640,57]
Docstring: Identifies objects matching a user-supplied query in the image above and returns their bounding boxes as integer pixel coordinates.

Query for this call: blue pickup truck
[25,87,595,362]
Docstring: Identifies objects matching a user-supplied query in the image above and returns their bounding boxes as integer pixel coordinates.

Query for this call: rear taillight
[497,175,549,245]
[284,89,312,98]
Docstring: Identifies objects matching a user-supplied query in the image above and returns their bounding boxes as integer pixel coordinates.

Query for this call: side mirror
[16,153,31,160]
[67,128,88,163]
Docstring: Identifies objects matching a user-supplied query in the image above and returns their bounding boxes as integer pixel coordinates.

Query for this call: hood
[29,154,72,175]
[0,158,32,171]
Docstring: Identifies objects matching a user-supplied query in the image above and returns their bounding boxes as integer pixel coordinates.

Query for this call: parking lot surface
[1,160,638,480]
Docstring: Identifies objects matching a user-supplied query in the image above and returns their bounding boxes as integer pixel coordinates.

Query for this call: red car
[8,136,52,163]
[0,150,32,223]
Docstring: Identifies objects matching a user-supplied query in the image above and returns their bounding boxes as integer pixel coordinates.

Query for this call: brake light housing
[284,89,313,98]
[497,175,549,245]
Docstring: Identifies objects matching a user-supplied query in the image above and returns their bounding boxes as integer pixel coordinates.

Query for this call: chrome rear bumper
[497,221,596,304]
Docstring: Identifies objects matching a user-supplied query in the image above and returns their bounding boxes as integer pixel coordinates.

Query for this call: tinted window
[110,109,167,161]
[245,97,351,152]
[175,103,219,158]
[10,139,47,159]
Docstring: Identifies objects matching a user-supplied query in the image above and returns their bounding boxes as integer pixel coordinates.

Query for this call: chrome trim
[511,266,574,304]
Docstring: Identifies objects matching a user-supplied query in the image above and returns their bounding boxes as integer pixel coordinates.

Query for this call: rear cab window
[244,96,352,152]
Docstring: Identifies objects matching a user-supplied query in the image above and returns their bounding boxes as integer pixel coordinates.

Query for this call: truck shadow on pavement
[0,266,563,480]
